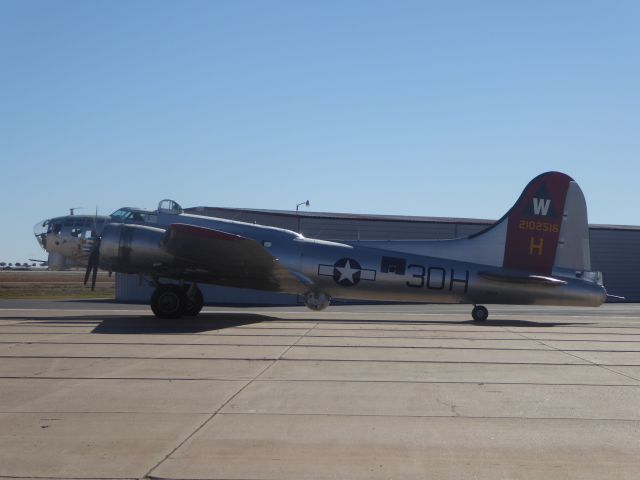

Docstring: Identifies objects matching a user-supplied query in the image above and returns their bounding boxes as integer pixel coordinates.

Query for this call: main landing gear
[150,283,204,319]
[471,305,489,322]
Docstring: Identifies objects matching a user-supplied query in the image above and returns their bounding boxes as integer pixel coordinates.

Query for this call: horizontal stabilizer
[606,294,626,301]
[479,270,567,286]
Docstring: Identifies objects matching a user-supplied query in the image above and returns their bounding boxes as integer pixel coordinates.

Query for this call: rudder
[502,171,589,275]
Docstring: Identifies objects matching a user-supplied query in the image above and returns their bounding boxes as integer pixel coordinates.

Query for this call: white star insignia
[336,260,359,284]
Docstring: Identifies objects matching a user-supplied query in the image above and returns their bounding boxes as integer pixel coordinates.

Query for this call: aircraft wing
[161,223,308,293]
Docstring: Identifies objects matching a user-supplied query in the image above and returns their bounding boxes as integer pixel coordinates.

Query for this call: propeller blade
[84,236,101,288]
[91,264,99,291]
[90,237,101,290]
[83,262,92,286]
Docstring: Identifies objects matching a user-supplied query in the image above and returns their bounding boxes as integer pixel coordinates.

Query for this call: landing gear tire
[183,285,204,317]
[151,285,187,319]
[472,305,489,322]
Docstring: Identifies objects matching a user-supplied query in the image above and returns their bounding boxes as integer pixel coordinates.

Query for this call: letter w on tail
[532,198,551,216]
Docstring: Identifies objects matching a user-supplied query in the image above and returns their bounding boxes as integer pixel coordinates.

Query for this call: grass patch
[0,270,114,300]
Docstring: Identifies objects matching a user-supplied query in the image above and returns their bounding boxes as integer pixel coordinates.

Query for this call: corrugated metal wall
[590,228,640,301]
[116,208,639,303]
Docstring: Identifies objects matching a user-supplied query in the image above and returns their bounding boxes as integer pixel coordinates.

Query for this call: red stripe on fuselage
[167,223,245,241]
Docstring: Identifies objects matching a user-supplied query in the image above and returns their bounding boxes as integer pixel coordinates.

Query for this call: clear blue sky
[1,0,639,263]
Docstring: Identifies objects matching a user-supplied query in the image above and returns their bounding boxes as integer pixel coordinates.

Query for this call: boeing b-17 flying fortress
[33,171,611,320]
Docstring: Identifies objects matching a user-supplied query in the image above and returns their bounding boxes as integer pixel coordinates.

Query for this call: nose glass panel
[33,219,51,249]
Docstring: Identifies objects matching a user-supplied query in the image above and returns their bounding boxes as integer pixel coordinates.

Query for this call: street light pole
[296,200,310,233]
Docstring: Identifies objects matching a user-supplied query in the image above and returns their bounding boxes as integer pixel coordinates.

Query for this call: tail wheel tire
[472,305,489,322]
[183,286,204,317]
[151,285,187,319]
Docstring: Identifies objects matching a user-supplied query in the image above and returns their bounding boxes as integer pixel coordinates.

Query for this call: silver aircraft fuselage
[35,172,610,320]
[127,210,606,308]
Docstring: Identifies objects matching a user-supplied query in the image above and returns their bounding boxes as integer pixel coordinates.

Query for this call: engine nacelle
[99,223,174,273]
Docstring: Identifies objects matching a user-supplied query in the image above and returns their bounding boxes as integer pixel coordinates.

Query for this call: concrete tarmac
[1,300,640,479]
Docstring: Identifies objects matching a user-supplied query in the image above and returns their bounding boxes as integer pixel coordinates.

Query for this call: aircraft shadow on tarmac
[7,313,273,333]
[91,313,272,334]
[464,319,591,327]
[7,313,593,333]
[288,318,592,328]
[88,317,592,333]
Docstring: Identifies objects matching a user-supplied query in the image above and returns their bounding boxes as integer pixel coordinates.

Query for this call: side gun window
[381,256,406,275]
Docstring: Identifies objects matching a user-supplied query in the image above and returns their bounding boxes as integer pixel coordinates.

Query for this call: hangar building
[116,206,640,304]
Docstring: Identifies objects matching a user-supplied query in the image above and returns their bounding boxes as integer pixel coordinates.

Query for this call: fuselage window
[381,256,407,275]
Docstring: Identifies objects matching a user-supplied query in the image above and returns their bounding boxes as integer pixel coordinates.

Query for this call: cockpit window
[110,209,130,220]
[110,208,153,223]
[158,199,183,214]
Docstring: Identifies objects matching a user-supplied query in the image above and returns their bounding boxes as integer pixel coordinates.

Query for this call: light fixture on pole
[296,200,310,212]
[296,200,310,233]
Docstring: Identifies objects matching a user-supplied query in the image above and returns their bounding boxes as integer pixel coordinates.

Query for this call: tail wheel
[151,285,187,319]
[472,305,489,322]
[183,285,204,317]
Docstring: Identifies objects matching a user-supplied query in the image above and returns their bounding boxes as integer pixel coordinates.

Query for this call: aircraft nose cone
[33,219,50,250]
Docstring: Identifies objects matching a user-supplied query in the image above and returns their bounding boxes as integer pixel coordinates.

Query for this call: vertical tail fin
[352,171,592,276]
[502,171,590,275]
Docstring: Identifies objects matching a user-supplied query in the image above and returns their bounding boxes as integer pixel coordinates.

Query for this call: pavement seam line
[506,328,640,384]
[142,320,319,479]
[140,362,273,479]
[252,319,320,379]
[5,376,639,386]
